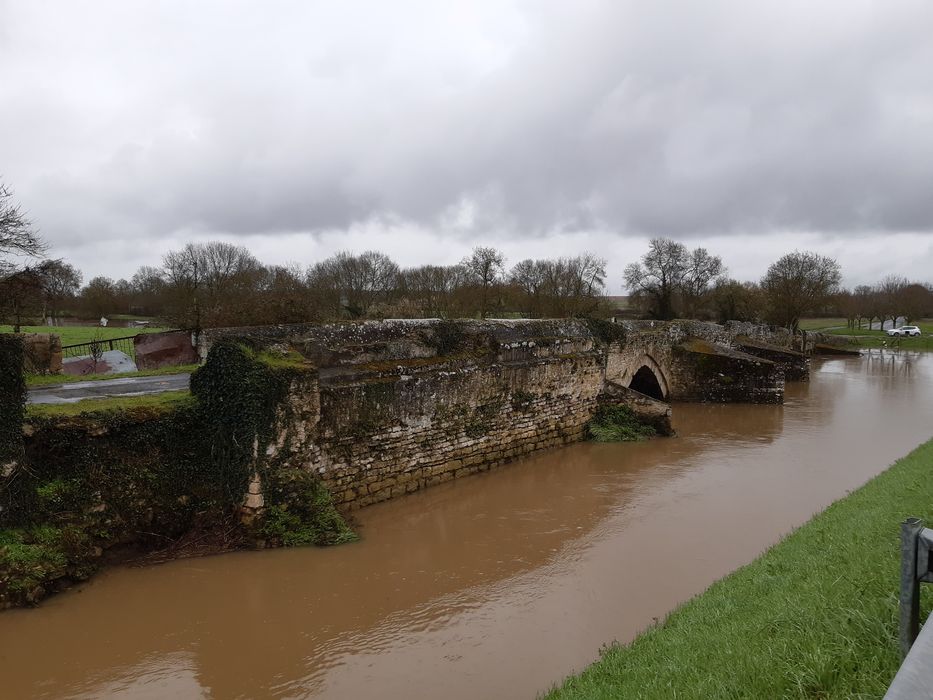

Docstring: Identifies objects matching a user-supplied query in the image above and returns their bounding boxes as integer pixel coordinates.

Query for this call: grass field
[24,390,193,419]
[0,325,169,346]
[798,317,848,331]
[800,318,933,334]
[799,318,933,349]
[546,437,933,699]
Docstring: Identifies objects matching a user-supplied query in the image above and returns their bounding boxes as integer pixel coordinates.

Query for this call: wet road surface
[27,373,190,404]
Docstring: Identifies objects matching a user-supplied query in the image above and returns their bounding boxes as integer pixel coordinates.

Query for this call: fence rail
[885,517,933,699]
[61,335,140,359]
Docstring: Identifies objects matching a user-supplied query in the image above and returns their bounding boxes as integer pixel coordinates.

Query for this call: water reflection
[3,355,933,699]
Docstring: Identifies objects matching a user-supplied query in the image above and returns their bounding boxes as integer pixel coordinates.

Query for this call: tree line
[2,180,931,333]
[1,237,611,331]
[624,238,932,332]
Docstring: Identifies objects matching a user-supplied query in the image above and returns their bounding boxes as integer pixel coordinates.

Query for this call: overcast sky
[2,0,932,292]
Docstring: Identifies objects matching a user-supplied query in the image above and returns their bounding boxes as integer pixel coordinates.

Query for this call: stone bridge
[198,318,809,509]
[605,319,807,404]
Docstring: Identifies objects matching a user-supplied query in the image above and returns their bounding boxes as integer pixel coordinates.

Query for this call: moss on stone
[587,405,657,442]
[25,390,194,420]
[511,390,536,412]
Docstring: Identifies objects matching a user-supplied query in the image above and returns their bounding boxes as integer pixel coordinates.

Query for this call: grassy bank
[846,335,933,350]
[546,438,933,699]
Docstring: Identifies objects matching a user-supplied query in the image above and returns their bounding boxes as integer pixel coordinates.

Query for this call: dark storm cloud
[1,0,932,282]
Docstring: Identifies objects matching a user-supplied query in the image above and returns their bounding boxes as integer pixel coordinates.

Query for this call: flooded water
[3,352,933,699]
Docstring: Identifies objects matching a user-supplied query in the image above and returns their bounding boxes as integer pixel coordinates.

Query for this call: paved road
[27,373,191,405]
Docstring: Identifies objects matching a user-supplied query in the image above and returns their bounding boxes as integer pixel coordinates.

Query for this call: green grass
[799,318,933,350]
[798,317,848,331]
[25,364,199,387]
[801,318,933,334]
[0,325,169,346]
[546,437,933,699]
[25,390,193,419]
[849,336,933,350]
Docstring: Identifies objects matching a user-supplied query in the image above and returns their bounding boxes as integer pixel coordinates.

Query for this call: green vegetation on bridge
[546,438,933,699]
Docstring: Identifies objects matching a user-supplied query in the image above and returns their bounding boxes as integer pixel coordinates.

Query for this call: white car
[887,325,922,337]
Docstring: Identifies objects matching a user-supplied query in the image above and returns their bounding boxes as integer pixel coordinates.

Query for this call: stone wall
[670,340,784,404]
[210,318,794,509]
[228,320,608,509]
[735,337,810,381]
[21,333,62,374]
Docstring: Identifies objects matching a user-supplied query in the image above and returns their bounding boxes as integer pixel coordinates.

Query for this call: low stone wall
[20,333,62,374]
[312,349,605,508]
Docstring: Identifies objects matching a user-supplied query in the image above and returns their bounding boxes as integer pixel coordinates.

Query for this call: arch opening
[629,365,665,400]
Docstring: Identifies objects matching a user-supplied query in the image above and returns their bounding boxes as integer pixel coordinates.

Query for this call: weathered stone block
[134,331,198,370]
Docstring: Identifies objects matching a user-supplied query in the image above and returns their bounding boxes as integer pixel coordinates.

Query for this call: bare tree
[624,238,723,320]
[898,283,933,324]
[509,254,606,318]
[761,251,842,333]
[681,247,726,317]
[129,265,167,317]
[878,275,909,329]
[401,264,469,318]
[0,264,48,331]
[162,241,264,331]
[79,276,118,319]
[509,258,548,317]
[461,247,505,319]
[41,260,82,323]
[262,263,315,324]
[88,330,105,373]
[1,182,45,283]
[710,278,764,323]
[309,250,400,318]
[853,284,874,329]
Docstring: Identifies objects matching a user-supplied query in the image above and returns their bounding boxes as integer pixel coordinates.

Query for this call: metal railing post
[900,517,923,659]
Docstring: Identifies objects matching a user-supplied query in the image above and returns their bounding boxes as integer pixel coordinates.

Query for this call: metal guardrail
[61,335,139,359]
[885,518,933,699]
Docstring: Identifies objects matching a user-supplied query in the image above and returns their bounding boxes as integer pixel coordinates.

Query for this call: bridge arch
[625,354,670,401]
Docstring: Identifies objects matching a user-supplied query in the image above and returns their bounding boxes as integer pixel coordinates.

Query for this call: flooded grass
[546,436,933,699]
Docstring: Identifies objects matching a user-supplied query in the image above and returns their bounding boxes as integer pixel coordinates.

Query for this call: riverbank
[546,437,933,699]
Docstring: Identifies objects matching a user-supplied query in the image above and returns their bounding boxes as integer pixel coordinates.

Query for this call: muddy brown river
[3,352,933,699]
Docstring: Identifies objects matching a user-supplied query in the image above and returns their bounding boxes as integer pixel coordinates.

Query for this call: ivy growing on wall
[0,336,25,471]
[0,339,355,608]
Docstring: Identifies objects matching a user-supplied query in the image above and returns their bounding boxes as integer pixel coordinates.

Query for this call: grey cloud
[1,0,932,279]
